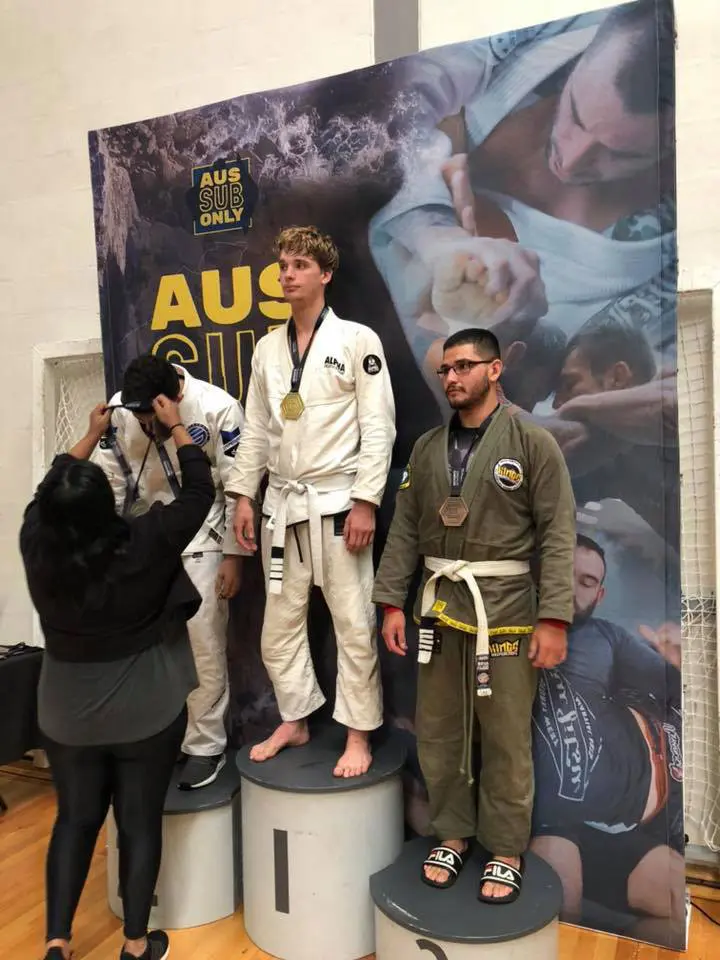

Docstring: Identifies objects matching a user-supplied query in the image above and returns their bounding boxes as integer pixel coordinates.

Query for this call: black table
[0,644,43,812]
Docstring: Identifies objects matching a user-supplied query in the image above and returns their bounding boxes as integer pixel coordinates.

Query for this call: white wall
[0,0,374,645]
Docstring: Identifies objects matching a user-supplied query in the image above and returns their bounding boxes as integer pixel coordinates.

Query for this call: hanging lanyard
[288,305,328,395]
[106,417,151,517]
[447,405,498,496]
[106,420,222,543]
[154,439,183,498]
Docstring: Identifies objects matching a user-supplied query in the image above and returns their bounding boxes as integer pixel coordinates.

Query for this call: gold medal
[439,496,469,527]
[280,392,305,420]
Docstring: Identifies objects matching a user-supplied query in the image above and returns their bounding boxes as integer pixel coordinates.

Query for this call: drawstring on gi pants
[459,638,475,786]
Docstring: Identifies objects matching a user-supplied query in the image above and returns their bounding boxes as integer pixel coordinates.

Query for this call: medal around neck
[281,391,305,420]
[439,496,469,527]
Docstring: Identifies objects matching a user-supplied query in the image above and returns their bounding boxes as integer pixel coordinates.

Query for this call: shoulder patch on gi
[99,426,117,450]
[493,458,523,491]
[221,427,241,457]
[362,354,382,375]
[187,422,211,447]
[398,464,412,490]
[488,25,546,62]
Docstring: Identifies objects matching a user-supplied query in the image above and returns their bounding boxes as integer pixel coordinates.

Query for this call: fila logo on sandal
[489,865,516,882]
[431,850,457,866]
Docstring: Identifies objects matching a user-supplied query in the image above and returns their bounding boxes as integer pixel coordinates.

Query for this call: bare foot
[481,854,521,899]
[249,720,309,762]
[424,838,467,885]
[333,728,372,778]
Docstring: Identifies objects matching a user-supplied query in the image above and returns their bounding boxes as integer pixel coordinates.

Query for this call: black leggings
[43,708,186,942]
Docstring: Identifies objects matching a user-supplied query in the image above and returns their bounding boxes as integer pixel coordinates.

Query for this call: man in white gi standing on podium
[226,225,396,777]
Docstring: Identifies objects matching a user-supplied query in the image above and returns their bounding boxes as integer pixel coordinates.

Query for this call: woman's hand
[87,404,111,441]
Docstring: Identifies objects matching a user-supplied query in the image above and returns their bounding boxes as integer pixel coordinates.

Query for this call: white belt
[267,480,325,594]
[421,557,530,695]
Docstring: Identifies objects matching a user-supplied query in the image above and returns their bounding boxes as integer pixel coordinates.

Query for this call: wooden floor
[2,767,719,960]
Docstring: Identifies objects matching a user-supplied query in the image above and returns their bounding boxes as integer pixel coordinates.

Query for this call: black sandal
[421,843,470,889]
[477,857,524,904]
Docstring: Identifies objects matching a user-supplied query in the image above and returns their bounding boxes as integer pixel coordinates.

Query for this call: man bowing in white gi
[226,225,397,777]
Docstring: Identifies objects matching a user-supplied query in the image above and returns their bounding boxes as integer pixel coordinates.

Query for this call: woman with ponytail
[20,396,215,960]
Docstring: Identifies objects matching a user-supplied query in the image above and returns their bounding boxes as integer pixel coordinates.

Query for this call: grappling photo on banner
[88,0,681,948]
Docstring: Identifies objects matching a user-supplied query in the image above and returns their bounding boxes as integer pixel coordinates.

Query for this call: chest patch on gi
[493,458,523,491]
[399,464,412,490]
[363,354,382,375]
[187,422,211,447]
[324,355,346,375]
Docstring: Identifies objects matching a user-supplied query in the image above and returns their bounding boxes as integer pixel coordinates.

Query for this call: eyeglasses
[435,359,498,379]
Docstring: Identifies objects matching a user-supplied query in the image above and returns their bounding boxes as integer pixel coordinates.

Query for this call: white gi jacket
[94,365,246,557]
[225,309,396,566]
[368,12,666,344]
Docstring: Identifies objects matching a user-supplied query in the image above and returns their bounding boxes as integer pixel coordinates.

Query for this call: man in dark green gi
[373,327,576,903]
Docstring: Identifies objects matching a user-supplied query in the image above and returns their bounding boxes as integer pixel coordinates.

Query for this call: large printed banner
[89,0,681,948]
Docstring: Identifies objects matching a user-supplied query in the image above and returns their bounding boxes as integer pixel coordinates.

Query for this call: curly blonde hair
[274,225,339,273]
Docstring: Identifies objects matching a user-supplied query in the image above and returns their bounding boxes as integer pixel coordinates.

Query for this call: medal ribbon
[287,305,328,396]
[447,405,498,495]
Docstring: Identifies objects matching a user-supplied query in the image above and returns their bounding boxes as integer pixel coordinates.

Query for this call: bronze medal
[280,392,305,421]
[439,496,469,527]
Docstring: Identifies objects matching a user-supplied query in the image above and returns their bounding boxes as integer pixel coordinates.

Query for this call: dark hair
[576,533,606,581]
[444,328,501,359]
[27,459,129,608]
[525,323,568,377]
[122,355,180,408]
[591,0,676,115]
[566,318,656,384]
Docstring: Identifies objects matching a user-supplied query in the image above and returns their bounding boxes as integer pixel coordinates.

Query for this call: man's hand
[428,152,548,325]
[528,621,568,669]
[638,622,681,670]
[216,556,243,600]
[152,394,182,430]
[430,241,547,327]
[343,501,376,553]
[88,403,111,441]
[382,608,408,657]
[234,496,257,553]
[530,415,589,465]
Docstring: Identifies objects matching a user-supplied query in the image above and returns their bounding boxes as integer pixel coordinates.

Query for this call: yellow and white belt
[421,557,531,695]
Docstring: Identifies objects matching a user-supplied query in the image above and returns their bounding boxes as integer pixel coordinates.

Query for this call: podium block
[106,752,241,930]
[237,725,406,960]
[370,838,562,959]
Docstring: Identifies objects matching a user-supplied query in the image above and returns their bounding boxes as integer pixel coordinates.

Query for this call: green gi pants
[416,627,538,856]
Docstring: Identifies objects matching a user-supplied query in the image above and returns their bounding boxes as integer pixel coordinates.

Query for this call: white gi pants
[260,516,383,730]
[181,551,229,756]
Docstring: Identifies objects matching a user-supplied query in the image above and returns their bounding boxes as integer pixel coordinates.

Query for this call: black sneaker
[44,949,67,960]
[177,753,226,790]
[119,929,169,960]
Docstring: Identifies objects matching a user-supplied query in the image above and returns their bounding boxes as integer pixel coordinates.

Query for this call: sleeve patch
[187,422,211,447]
[362,354,382,375]
[398,464,412,490]
[221,427,241,457]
